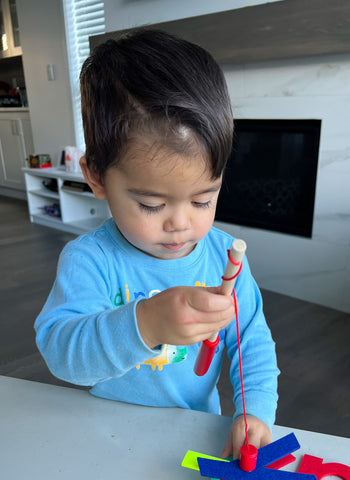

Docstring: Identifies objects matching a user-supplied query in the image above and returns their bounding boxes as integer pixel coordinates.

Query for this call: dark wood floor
[1,195,349,438]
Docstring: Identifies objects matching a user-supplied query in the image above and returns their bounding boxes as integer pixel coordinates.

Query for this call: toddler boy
[35,29,279,459]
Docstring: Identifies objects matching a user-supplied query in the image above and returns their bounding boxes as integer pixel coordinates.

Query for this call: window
[63,0,105,150]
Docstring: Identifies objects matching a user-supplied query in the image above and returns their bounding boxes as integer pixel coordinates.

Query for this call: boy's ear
[79,156,107,200]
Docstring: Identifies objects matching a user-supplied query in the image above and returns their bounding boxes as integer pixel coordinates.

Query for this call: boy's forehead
[120,140,211,178]
[114,144,221,194]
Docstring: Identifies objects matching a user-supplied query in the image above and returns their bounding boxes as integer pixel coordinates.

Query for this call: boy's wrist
[136,299,160,349]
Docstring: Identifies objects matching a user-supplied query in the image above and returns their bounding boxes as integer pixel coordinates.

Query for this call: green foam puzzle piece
[182,450,229,471]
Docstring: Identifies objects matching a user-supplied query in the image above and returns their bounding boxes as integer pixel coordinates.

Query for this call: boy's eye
[138,203,164,214]
[138,200,212,213]
[193,200,212,209]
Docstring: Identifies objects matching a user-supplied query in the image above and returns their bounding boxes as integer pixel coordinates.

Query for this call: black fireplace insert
[216,119,321,238]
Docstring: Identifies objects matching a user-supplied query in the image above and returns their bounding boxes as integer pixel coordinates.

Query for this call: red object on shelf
[40,163,52,168]
[193,336,220,376]
[240,444,258,472]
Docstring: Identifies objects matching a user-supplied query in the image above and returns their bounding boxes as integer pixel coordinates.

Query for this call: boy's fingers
[205,286,224,295]
[231,416,261,459]
[221,437,233,459]
[231,417,273,459]
[188,287,234,313]
[230,423,246,460]
[248,429,272,450]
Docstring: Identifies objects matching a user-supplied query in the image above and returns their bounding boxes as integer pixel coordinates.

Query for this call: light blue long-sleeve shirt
[35,219,279,429]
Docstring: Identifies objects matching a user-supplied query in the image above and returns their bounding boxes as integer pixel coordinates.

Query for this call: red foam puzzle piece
[298,454,350,480]
[267,454,297,470]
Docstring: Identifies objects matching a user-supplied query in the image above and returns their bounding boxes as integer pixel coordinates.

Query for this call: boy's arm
[34,246,162,386]
[35,243,235,387]
[225,257,279,449]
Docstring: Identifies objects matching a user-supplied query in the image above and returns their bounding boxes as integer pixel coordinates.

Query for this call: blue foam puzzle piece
[197,433,317,480]
[257,433,300,467]
[199,458,316,480]
[198,457,240,479]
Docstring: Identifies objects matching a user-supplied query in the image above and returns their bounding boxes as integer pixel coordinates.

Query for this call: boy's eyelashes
[137,200,212,214]
[138,203,164,214]
[192,200,212,209]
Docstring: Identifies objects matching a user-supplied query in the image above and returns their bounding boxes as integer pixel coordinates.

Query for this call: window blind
[63,0,105,150]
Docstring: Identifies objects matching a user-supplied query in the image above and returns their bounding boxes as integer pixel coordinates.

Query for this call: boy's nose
[163,209,191,232]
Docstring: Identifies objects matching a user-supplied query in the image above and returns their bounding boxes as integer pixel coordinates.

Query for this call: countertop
[1,376,349,479]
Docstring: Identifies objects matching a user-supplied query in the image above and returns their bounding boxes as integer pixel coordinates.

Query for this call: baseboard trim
[0,187,27,200]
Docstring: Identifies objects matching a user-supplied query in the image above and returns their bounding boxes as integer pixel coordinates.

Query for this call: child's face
[86,143,222,260]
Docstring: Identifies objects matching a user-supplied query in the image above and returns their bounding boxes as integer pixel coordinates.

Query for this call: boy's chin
[156,243,196,259]
[143,243,196,260]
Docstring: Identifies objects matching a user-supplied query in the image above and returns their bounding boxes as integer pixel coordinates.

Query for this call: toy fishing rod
[193,239,247,376]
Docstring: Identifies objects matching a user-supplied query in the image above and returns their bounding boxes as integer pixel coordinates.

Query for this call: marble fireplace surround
[92,0,350,312]
[219,57,350,314]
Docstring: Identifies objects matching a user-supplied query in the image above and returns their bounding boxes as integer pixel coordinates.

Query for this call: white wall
[16,0,75,162]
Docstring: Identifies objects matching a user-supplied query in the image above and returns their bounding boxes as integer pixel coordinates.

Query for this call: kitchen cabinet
[0,109,33,191]
[0,0,21,58]
[23,167,110,234]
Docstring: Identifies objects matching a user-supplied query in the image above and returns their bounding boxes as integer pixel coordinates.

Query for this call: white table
[1,376,349,479]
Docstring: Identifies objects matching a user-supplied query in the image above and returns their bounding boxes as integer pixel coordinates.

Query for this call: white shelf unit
[23,167,110,235]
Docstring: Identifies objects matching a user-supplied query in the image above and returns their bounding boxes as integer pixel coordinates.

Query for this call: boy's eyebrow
[127,189,166,198]
[127,184,222,197]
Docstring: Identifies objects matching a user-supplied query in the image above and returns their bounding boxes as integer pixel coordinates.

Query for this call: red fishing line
[232,286,249,446]
[222,250,249,446]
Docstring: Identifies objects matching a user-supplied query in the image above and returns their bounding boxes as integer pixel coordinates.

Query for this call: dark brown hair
[80,29,233,179]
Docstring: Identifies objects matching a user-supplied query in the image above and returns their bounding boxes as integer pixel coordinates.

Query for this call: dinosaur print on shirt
[136,345,187,371]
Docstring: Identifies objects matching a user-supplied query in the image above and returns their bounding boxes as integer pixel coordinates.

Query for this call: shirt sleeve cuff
[132,298,165,355]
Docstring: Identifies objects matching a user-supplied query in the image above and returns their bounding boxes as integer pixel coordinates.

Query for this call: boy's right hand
[136,286,235,349]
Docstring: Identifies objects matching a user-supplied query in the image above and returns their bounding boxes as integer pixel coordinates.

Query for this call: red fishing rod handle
[193,335,220,376]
